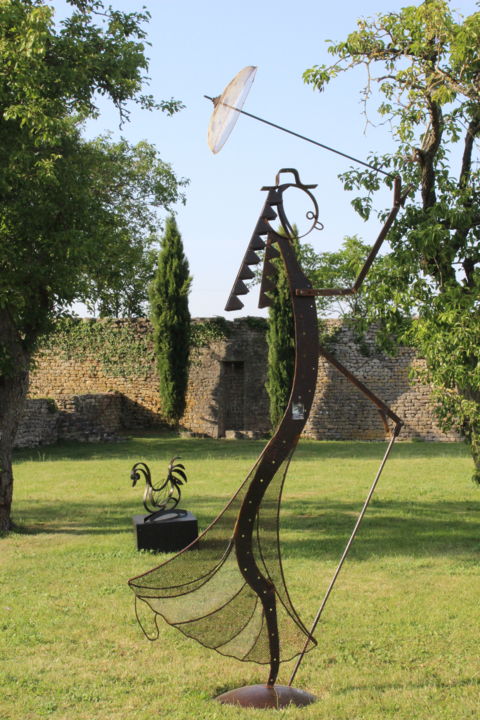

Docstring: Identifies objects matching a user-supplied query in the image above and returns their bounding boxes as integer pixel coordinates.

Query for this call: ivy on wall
[36,317,233,378]
[37,318,155,379]
[190,317,230,350]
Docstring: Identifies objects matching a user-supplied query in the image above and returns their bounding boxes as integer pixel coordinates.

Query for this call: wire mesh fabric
[128,451,316,666]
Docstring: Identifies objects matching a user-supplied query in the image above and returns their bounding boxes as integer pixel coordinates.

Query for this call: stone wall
[56,394,123,442]
[14,399,58,448]
[15,394,123,448]
[182,319,270,438]
[29,319,162,429]
[305,324,459,441]
[23,317,460,446]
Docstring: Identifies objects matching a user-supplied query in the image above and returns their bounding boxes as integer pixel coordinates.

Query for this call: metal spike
[255,219,270,235]
[239,265,255,280]
[263,205,278,221]
[225,295,244,312]
[233,279,249,295]
[245,250,261,265]
[266,245,280,259]
[249,234,266,251]
[261,277,276,294]
[262,260,276,279]
[258,291,272,309]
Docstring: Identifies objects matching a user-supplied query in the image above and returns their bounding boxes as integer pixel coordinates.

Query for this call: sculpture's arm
[295,176,412,299]
[318,344,403,436]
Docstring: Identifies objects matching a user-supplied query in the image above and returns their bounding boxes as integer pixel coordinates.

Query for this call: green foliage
[190,317,230,350]
[82,138,187,318]
[242,316,268,332]
[0,1,185,360]
[299,235,379,318]
[304,0,480,482]
[38,317,155,378]
[0,0,185,529]
[38,316,235,378]
[149,216,191,425]
[406,289,480,483]
[44,398,57,414]
[266,229,297,430]
[90,247,157,319]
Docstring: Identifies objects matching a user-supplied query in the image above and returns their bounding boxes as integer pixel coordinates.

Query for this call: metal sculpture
[128,168,408,708]
[131,457,187,520]
[205,65,393,178]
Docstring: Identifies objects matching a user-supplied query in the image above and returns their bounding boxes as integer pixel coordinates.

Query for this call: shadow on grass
[339,675,480,696]
[278,497,480,561]
[12,435,472,465]
[10,495,480,561]
[11,505,133,536]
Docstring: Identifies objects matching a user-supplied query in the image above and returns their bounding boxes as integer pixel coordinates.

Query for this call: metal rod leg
[288,430,399,686]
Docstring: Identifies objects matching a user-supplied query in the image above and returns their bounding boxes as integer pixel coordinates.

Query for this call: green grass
[1,435,479,720]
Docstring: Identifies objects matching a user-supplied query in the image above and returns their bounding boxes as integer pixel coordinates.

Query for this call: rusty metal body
[218,169,406,706]
[128,169,407,710]
[229,175,320,687]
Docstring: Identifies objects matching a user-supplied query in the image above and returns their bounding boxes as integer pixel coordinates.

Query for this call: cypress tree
[149,216,191,425]
[266,227,298,430]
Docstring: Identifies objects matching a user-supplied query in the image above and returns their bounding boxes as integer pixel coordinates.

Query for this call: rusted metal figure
[128,169,408,709]
[220,169,407,705]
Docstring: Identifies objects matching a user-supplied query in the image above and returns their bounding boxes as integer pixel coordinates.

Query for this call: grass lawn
[1,435,479,720]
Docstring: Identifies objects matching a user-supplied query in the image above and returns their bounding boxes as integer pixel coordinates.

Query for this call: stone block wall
[182,319,269,437]
[305,324,459,441]
[29,319,162,429]
[15,394,124,448]
[14,399,58,448]
[56,393,123,442]
[22,317,461,446]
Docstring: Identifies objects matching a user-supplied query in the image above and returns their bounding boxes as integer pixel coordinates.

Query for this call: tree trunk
[461,386,480,485]
[469,429,480,484]
[0,310,30,533]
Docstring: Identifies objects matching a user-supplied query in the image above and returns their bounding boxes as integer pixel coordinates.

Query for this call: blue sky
[52,0,478,318]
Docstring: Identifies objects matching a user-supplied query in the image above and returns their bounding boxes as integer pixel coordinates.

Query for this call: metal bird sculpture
[131,457,187,521]
[128,169,408,709]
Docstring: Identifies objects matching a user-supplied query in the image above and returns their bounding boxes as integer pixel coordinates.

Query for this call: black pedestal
[133,510,198,552]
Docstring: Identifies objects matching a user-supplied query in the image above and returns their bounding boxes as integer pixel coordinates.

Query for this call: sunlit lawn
[1,435,479,719]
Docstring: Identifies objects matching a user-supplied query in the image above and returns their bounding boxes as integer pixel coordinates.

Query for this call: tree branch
[459,115,480,187]
[415,96,443,209]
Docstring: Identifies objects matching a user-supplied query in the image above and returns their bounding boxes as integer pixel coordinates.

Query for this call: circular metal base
[215,684,317,709]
